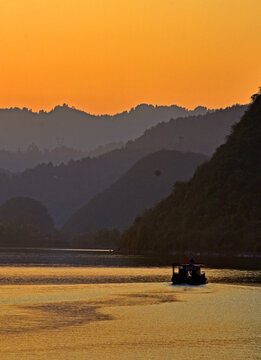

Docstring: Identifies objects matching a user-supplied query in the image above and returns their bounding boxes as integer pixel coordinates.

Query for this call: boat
[171,260,207,285]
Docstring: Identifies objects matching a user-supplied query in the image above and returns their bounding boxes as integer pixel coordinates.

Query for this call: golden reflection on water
[0,267,260,360]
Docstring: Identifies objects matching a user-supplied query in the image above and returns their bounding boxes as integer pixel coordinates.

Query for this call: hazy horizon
[0,0,260,114]
[0,101,215,152]
[0,101,236,116]
[0,98,252,118]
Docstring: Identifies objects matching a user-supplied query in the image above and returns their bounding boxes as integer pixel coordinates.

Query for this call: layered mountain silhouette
[0,105,247,227]
[0,103,209,152]
[126,105,247,156]
[62,150,208,239]
[0,142,123,173]
[0,105,245,173]
[119,92,261,254]
[0,149,151,227]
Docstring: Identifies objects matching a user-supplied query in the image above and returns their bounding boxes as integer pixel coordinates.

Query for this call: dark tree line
[119,91,261,255]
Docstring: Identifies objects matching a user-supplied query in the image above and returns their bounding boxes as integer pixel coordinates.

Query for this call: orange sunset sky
[0,0,260,114]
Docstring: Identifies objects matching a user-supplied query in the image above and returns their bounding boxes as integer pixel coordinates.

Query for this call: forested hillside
[0,197,55,233]
[0,197,64,248]
[119,93,261,254]
[63,150,208,238]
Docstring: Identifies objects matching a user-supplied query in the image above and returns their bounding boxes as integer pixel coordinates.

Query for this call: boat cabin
[171,262,207,285]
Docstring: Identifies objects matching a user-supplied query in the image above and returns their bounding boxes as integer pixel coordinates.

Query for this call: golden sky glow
[0,0,260,114]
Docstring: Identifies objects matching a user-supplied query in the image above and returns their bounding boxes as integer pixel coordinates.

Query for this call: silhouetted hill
[63,150,208,239]
[0,103,209,152]
[0,222,66,248]
[119,93,261,254]
[0,149,151,227]
[87,142,124,159]
[0,142,123,172]
[126,105,247,156]
[0,197,55,233]
[0,145,85,173]
[0,197,65,248]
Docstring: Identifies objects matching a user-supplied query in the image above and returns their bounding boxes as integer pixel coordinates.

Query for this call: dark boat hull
[171,275,207,285]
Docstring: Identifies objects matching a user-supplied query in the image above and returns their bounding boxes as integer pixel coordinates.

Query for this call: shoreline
[0,246,260,270]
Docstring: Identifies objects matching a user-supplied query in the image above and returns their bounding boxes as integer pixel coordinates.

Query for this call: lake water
[0,248,260,360]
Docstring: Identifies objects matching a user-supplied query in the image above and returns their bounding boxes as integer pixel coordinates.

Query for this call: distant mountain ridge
[0,103,210,151]
[126,105,248,156]
[0,105,247,228]
[0,142,124,173]
[0,104,246,172]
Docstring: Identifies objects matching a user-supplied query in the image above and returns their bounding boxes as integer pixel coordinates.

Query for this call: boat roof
[173,263,205,267]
